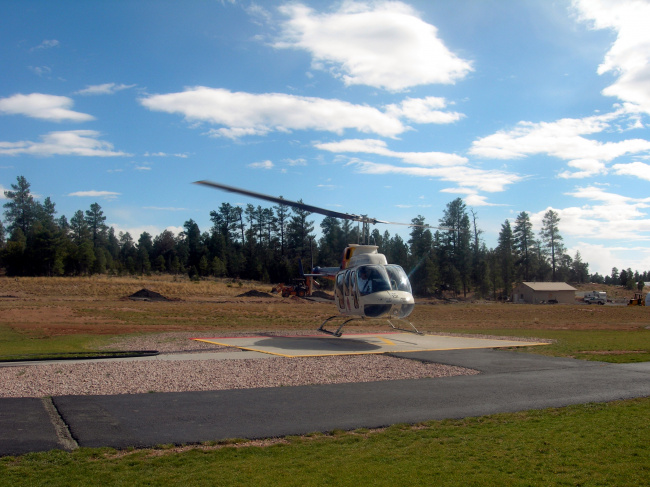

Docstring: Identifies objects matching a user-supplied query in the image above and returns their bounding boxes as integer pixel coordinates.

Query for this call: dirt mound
[128,288,171,302]
[237,290,274,298]
[311,290,335,300]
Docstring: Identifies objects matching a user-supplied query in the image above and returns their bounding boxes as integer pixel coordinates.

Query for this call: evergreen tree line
[2,176,647,296]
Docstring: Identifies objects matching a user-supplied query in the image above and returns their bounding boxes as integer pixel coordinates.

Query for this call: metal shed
[512,282,576,304]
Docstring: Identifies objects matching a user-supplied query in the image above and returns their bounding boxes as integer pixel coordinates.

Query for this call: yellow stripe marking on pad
[376,336,396,346]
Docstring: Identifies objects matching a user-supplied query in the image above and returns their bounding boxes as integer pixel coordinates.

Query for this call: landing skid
[317,316,423,337]
[317,316,359,337]
[387,318,423,335]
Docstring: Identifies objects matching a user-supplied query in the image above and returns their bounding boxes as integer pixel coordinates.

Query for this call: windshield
[357,265,411,295]
[385,265,412,293]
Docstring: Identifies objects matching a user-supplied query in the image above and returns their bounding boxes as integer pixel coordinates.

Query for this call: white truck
[584,291,607,305]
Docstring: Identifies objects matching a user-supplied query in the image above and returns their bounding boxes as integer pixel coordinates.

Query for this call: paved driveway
[1,349,649,456]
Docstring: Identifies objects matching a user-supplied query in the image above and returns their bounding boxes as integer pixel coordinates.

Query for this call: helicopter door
[344,270,353,312]
[335,272,345,311]
[350,269,359,309]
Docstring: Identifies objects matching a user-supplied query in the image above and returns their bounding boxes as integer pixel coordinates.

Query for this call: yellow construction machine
[627,293,645,306]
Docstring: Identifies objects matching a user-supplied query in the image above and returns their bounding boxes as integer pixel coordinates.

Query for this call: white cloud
[612,160,650,180]
[109,224,175,239]
[28,66,52,77]
[0,185,7,199]
[32,39,60,50]
[75,83,136,96]
[0,130,131,157]
[0,93,94,122]
[274,1,473,91]
[558,158,608,179]
[143,152,189,158]
[316,138,467,167]
[248,160,274,169]
[140,87,405,138]
[349,159,521,193]
[68,190,121,199]
[470,110,650,177]
[529,186,650,244]
[574,0,650,114]
[286,158,307,166]
[571,242,650,276]
[316,137,521,199]
[385,97,464,124]
[464,194,496,207]
[440,187,501,207]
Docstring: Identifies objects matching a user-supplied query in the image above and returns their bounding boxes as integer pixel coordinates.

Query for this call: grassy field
[1,276,649,362]
[1,398,648,486]
[0,275,649,484]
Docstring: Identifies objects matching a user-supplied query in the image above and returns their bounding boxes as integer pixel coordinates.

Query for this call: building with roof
[512,282,577,304]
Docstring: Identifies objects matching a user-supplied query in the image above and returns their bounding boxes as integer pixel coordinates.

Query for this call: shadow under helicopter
[251,336,383,353]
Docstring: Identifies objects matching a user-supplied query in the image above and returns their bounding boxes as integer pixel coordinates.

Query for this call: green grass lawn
[0,326,112,359]
[1,398,648,486]
[438,328,650,363]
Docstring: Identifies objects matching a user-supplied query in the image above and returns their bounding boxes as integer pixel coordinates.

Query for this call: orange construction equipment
[274,278,310,298]
[627,293,645,306]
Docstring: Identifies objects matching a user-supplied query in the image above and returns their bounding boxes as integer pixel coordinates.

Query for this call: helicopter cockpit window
[385,265,412,294]
[357,265,391,296]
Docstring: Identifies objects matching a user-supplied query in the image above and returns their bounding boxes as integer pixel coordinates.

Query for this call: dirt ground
[0,277,648,339]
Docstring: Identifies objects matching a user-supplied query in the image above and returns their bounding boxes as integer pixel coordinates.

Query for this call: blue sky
[1,0,650,277]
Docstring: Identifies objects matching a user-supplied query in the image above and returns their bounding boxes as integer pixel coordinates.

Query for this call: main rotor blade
[194,180,364,222]
[194,180,452,230]
[381,220,452,231]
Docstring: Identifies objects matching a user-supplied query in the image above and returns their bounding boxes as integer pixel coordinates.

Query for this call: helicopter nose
[364,304,392,318]
[395,303,414,318]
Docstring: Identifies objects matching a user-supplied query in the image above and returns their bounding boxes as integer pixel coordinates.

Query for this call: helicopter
[195,180,447,337]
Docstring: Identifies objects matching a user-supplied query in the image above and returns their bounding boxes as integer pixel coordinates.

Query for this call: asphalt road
[1,349,649,456]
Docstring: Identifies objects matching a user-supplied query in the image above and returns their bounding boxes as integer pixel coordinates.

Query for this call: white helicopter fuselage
[328,245,415,320]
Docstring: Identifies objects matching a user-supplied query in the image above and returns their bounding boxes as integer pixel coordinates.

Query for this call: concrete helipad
[193,333,549,357]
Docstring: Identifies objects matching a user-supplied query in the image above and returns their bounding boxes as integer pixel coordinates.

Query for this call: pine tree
[3,175,36,236]
[439,198,471,296]
[571,250,589,283]
[497,219,515,298]
[273,201,290,257]
[287,201,314,261]
[319,216,344,266]
[85,202,108,248]
[513,211,536,281]
[36,197,58,229]
[137,232,153,274]
[539,209,565,281]
[0,220,5,249]
[408,216,436,295]
[70,210,91,244]
[183,219,203,274]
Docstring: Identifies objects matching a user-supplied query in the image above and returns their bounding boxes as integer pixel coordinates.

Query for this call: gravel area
[0,332,480,398]
[0,355,478,398]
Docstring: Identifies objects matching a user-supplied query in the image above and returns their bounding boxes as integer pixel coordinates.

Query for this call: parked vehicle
[584,291,607,305]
